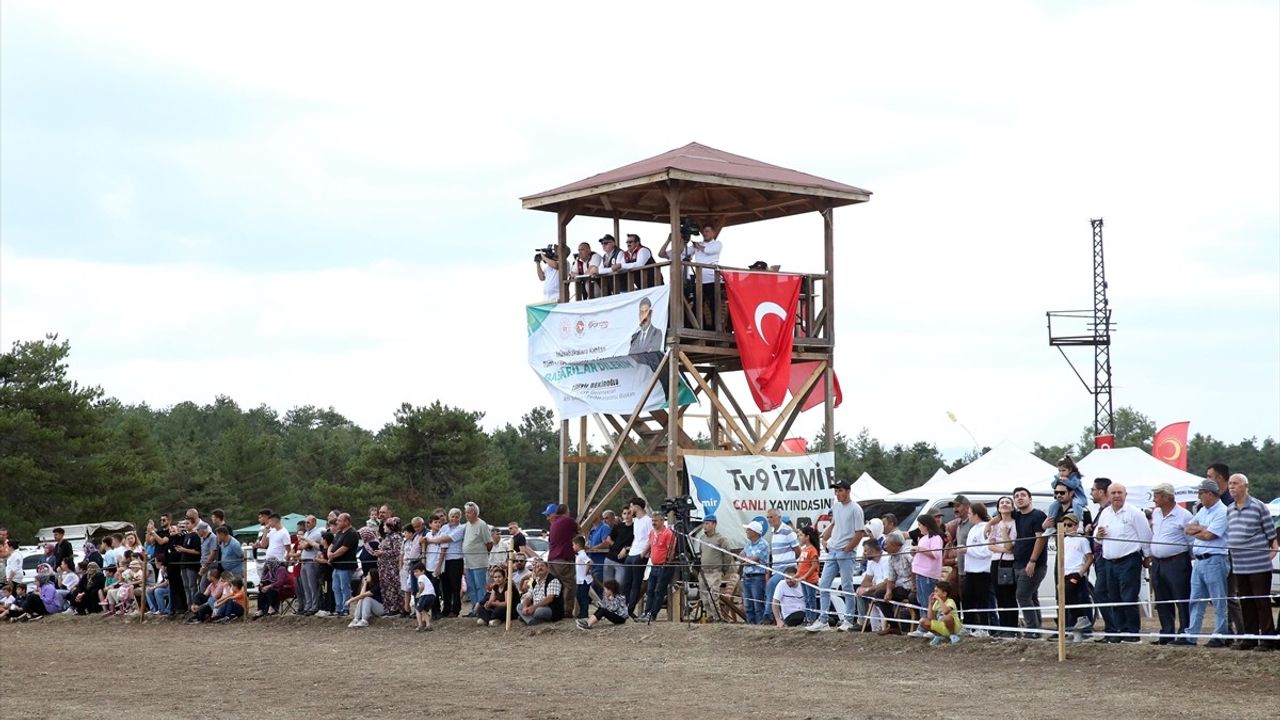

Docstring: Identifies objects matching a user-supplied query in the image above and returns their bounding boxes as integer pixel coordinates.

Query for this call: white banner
[528,286,683,419]
[685,451,837,548]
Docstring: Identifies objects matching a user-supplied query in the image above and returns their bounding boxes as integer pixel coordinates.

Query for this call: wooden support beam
[757,360,826,451]
[577,416,588,516]
[716,376,760,446]
[581,353,669,517]
[677,351,759,453]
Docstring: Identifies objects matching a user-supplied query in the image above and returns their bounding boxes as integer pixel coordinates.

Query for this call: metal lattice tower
[1046,218,1116,440]
[1090,218,1114,438]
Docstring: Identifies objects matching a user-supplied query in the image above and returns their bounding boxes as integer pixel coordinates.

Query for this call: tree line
[2,335,1276,541]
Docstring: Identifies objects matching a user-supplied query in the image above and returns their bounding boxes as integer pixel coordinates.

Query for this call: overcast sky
[3,1,1277,458]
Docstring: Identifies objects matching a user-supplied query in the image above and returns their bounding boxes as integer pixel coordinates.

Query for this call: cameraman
[535,246,561,302]
[661,222,722,326]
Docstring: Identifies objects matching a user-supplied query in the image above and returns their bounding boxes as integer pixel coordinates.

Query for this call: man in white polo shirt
[771,569,808,627]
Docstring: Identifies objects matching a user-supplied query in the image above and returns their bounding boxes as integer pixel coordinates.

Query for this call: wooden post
[666,183,683,499]
[505,551,514,632]
[1056,521,1066,662]
[821,206,835,452]
[139,550,148,622]
[577,416,588,516]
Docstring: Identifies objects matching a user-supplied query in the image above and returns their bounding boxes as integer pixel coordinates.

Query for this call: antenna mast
[1046,218,1115,443]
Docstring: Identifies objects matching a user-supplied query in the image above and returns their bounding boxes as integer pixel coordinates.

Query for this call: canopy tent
[850,472,891,500]
[923,467,949,485]
[36,521,135,544]
[1077,447,1207,507]
[232,514,326,540]
[909,441,1057,495]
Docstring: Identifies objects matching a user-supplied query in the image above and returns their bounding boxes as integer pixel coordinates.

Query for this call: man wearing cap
[1092,482,1150,642]
[1149,482,1192,643]
[740,520,770,624]
[586,510,615,586]
[698,515,734,621]
[1224,473,1278,650]
[1182,479,1231,646]
[595,234,623,295]
[544,502,580,619]
[806,478,866,632]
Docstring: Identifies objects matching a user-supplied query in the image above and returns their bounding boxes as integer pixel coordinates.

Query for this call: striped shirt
[769,524,799,571]
[1226,496,1277,575]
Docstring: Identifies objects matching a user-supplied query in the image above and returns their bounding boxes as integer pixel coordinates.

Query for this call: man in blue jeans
[807,478,866,633]
[327,513,359,616]
[1181,480,1231,646]
[1093,482,1151,643]
[740,521,770,624]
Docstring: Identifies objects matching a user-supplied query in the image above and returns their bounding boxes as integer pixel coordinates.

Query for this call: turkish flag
[1094,435,1115,449]
[789,361,843,412]
[723,271,802,411]
[1152,421,1190,471]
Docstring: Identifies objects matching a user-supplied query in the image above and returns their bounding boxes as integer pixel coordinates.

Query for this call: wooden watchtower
[522,143,870,519]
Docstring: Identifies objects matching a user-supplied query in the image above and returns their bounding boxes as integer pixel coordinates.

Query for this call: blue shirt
[1190,500,1228,556]
[1226,496,1277,574]
[768,524,799,570]
[218,540,245,578]
[742,537,769,576]
[587,522,611,560]
[445,523,466,561]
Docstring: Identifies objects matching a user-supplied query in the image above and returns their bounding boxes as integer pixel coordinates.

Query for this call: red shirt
[548,514,579,561]
[650,527,676,565]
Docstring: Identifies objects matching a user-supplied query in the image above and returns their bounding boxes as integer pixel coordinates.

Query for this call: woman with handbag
[985,496,1019,637]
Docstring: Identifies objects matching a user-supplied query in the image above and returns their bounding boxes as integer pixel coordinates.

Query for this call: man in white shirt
[661,223,724,327]
[622,496,653,616]
[257,513,291,563]
[771,569,808,627]
[297,515,324,615]
[535,247,561,302]
[619,233,656,290]
[570,242,602,299]
[4,541,22,583]
[1092,482,1151,642]
[595,234,623,295]
[1148,483,1192,643]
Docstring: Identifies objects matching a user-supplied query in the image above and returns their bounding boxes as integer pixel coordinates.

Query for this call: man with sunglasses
[619,233,657,289]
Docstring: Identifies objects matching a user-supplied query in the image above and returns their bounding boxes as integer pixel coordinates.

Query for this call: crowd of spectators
[1,462,1276,651]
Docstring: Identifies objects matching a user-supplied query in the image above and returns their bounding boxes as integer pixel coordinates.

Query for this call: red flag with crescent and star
[1152,421,1190,471]
[723,271,802,412]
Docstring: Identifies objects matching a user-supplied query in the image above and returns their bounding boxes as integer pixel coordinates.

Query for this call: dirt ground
[4,614,1276,720]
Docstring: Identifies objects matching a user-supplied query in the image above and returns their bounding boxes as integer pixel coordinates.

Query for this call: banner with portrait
[527,286,691,418]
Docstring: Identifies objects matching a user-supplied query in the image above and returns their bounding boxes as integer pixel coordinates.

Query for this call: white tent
[1077,447,1205,507]
[923,467,949,485]
[850,471,891,500]
[907,440,1057,495]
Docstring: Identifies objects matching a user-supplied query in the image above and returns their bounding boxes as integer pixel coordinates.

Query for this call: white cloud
[2,0,1277,456]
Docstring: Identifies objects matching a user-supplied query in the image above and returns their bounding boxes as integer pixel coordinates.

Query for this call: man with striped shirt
[764,508,800,608]
[1225,473,1278,651]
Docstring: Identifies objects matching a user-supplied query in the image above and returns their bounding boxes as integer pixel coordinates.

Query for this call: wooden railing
[566,261,831,351]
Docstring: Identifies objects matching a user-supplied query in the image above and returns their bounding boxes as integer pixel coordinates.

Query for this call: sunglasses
[1054,491,1069,495]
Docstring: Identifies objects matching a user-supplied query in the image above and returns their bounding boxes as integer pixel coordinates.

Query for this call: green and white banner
[527,286,691,418]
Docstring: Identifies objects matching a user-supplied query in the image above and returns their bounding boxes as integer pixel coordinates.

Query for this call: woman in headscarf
[83,541,104,569]
[254,558,292,619]
[356,525,380,579]
[376,517,404,616]
[71,562,105,614]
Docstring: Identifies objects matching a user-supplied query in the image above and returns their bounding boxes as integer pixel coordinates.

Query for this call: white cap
[743,520,764,536]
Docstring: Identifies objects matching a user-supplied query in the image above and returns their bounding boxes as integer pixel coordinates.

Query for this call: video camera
[679,217,701,240]
[660,495,697,516]
[534,245,559,262]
